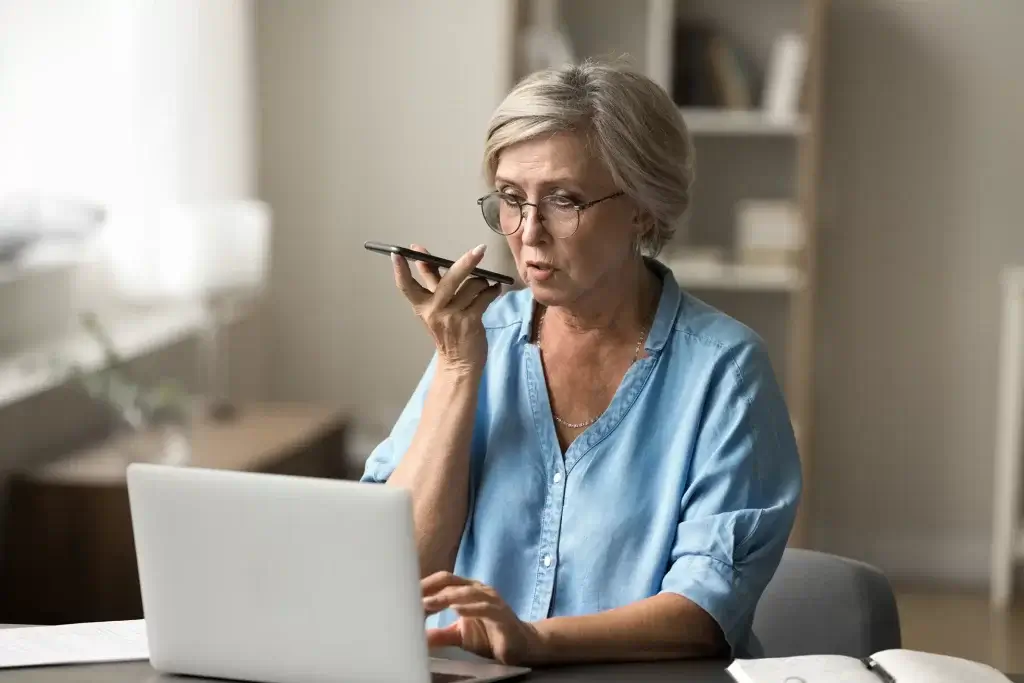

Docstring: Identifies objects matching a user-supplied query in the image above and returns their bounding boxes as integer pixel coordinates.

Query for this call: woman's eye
[499,192,522,205]
[547,196,576,208]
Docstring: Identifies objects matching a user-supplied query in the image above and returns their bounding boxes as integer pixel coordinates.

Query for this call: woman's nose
[520,204,547,246]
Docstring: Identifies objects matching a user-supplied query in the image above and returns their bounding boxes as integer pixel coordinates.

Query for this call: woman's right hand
[392,243,502,373]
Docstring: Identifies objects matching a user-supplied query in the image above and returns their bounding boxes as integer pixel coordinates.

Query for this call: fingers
[394,245,501,366]
[451,602,504,619]
[426,624,463,649]
[423,584,500,617]
[398,245,501,313]
[433,244,488,306]
[392,253,431,306]
[409,244,441,291]
[421,571,475,597]
[448,277,492,310]
[428,585,487,605]
[421,573,496,617]
[464,282,503,316]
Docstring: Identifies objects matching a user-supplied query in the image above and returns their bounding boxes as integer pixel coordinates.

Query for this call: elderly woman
[362,61,801,666]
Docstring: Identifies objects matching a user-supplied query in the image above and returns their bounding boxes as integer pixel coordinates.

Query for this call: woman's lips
[526,262,556,281]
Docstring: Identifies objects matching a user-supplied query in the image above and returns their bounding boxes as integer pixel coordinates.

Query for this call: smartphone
[364,241,515,286]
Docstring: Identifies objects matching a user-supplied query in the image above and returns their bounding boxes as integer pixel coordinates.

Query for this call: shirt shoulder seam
[673,327,727,351]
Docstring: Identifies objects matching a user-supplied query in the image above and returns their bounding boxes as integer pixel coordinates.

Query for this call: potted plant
[51,312,193,465]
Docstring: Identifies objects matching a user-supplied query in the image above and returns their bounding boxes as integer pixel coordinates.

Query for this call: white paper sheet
[0,620,148,668]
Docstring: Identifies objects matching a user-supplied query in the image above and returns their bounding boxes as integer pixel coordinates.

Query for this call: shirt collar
[515,257,681,352]
[643,257,682,354]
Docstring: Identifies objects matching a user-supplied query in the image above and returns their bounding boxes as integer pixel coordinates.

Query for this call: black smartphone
[363,241,515,286]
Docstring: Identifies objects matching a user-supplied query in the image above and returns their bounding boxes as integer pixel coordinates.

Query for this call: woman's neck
[544,257,660,342]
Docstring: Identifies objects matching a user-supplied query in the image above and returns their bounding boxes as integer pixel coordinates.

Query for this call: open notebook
[727,649,1011,683]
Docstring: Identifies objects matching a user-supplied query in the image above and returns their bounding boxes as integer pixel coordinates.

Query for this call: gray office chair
[752,548,902,658]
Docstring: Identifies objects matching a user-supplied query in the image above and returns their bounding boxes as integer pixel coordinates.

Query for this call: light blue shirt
[362,259,802,656]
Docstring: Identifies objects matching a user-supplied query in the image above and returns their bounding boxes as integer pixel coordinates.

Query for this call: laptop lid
[126,464,431,683]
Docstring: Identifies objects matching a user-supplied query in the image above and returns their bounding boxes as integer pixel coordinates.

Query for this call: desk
[0,659,733,683]
[0,403,349,625]
[0,659,1020,682]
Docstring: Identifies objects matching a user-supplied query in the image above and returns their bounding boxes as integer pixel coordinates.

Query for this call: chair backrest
[752,548,902,658]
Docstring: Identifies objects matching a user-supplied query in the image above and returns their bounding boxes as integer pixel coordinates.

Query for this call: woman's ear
[630,209,653,256]
[632,208,653,238]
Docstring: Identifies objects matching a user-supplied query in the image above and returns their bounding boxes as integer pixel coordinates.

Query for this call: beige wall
[812,0,1024,585]
[256,0,515,447]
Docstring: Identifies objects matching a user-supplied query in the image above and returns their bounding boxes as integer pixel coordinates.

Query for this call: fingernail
[391,253,399,265]
[472,244,487,257]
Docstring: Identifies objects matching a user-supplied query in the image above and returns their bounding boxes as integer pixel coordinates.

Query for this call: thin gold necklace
[536,308,648,430]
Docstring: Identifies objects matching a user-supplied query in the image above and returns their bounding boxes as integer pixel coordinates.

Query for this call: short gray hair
[483,60,694,257]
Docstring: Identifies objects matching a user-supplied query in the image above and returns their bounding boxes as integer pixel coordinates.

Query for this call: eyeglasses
[476,191,625,238]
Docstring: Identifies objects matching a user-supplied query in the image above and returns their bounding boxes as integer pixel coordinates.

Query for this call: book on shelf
[671,23,809,123]
[727,648,1011,683]
[762,32,808,122]
[671,21,754,110]
[708,34,753,110]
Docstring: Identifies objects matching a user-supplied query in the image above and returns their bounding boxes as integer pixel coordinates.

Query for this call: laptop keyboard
[431,673,475,683]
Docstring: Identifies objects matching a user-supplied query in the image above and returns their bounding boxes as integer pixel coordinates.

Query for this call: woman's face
[494,132,641,308]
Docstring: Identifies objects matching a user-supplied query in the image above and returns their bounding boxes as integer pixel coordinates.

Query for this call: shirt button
[543,554,552,568]
[553,472,562,484]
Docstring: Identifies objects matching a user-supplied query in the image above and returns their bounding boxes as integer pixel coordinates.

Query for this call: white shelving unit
[0,242,97,286]
[666,259,805,292]
[520,0,828,546]
[681,108,810,137]
[990,266,1024,610]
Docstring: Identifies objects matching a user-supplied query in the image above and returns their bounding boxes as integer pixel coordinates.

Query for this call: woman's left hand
[422,572,541,665]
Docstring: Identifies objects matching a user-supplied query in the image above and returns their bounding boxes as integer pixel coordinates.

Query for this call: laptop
[126,463,530,683]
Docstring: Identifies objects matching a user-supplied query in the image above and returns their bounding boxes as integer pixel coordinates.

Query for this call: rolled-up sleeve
[360,354,438,484]
[659,339,802,655]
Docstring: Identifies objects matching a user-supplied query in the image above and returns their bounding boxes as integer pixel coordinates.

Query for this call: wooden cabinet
[0,403,349,625]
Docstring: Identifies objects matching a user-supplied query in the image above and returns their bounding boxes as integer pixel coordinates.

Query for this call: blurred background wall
[255,0,515,447]
[813,0,1024,586]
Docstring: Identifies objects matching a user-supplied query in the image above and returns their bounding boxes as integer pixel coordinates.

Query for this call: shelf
[680,108,809,137]
[0,242,96,285]
[0,303,209,410]
[666,260,805,292]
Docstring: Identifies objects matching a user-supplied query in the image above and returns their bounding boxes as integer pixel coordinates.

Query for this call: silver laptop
[126,463,530,683]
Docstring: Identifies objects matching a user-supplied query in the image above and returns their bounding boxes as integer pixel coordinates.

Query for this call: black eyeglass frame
[476,190,625,237]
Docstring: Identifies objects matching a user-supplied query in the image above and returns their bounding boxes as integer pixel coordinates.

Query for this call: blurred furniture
[752,548,901,658]
[544,0,829,546]
[992,265,1024,609]
[0,194,105,286]
[0,403,349,626]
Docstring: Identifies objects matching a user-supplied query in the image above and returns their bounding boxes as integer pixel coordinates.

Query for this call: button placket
[532,461,568,618]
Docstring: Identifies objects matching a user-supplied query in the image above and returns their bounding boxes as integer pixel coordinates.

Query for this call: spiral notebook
[727,649,1011,683]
